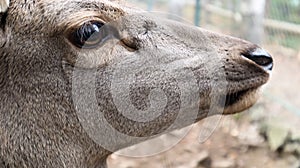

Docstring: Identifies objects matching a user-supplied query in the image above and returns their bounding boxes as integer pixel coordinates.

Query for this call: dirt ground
[107,45,300,168]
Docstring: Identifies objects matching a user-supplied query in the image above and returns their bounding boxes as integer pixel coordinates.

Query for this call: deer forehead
[3,0,126,34]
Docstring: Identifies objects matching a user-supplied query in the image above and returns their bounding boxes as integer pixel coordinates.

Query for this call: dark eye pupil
[71,21,105,48]
[79,22,102,41]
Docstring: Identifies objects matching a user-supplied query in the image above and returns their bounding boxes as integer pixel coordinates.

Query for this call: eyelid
[63,16,107,35]
[60,9,105,23]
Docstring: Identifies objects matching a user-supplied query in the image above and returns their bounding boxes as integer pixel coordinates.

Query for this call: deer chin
[222,87,262,115]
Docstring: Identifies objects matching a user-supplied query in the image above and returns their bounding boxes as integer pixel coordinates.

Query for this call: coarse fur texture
[0,0,272,167]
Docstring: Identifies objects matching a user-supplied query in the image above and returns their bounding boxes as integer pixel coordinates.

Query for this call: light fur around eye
[0,0,9,13]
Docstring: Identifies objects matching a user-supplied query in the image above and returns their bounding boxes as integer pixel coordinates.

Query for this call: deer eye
[68,21,106,49]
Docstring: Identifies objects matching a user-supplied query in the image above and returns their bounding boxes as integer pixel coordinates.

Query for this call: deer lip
[223,88,253,107]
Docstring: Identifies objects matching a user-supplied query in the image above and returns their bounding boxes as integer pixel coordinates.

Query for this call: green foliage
[266,30,300,50]
[267,0,300,49]
[282,35,300,49]
[268,0,300,24]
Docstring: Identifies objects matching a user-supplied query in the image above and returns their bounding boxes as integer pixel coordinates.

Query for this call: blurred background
[108,0,300,167]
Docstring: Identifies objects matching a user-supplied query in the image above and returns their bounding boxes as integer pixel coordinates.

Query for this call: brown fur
[0,0,272,167]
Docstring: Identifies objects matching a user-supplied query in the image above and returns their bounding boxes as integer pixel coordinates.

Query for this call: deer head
[0,0,273,167]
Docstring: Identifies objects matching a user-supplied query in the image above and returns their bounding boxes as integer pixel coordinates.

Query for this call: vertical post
[231,0,240,36]
[241,0,266,44]
[195,0,201,26]
[147,0,154,11]
[168,0,185,21]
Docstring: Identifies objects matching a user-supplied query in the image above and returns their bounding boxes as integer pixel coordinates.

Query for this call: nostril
[246,55,273,67]
[242,48,273,71]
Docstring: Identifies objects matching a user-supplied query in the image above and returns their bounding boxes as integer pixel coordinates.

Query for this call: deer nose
[242,48,273,71]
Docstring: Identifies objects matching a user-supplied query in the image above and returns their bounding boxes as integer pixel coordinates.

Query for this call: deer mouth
[224,89,251,107]
[222,87,261,114]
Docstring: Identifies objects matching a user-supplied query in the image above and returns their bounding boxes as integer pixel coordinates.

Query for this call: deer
[0,0,273,167]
